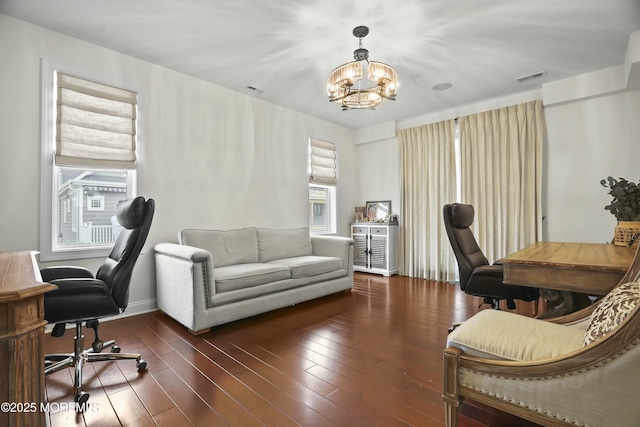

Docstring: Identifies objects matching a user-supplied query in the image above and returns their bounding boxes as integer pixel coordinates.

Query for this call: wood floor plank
[43,273,543,427]
[107,388,156,427]
[76,384,122,427]
[211,340,359,426]
[135,326,176,357]
[88,355,131,396]
[168,340,269,413]
[152,406,193,426]
[151,364,228,426]
[324,387,419,427]
[307,357,445,425]
[48,405,87,427]
[160,349,264,427]
[230,361,333,427]
[111,340,177,417]
[230,341,338,397]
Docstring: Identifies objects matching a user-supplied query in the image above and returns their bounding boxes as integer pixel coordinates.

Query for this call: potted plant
[601,176,640,246]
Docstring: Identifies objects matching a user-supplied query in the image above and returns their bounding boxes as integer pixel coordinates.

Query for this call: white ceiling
[2,0,639,129]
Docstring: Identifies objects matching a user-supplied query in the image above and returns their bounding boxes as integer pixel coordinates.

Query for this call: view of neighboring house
[56,169,127,246]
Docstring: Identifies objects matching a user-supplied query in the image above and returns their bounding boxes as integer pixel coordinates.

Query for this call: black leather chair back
[96,196,154,310]
[443,203,489,291]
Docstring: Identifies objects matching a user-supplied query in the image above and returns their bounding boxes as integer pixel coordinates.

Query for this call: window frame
[39,59,138,261]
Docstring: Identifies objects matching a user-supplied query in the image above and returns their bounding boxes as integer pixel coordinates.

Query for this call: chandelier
[327,26,398,110]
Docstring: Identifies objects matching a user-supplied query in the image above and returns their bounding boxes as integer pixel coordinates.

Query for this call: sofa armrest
[311,235,354,272]
[154,242,211,263]
[154,243,215,332]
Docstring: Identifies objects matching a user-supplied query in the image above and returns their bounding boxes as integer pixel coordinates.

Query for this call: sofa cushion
[180,227,258,267]
[583,281,640,346]
[214,263,290,293]
[268,256,344,279]
[447,309,585,361]
[257,227,313,263]
[209,268,350,307]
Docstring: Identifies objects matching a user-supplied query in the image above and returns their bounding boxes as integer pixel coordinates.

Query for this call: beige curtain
[459,100,544,263]
[397,119,457,280]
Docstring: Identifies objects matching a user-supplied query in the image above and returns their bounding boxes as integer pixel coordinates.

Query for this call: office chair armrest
[41,266,94,282]
[470,264,504,280]
[46,278,111,297]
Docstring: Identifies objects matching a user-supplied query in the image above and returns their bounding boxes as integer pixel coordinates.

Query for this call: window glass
[309,185,336,234]
[53,167,129,249]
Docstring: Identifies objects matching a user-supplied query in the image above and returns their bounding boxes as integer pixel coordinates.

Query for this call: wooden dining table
[501,241,637,296]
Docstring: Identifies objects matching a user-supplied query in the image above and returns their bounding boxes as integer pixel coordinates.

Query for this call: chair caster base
[75,391,89,406]
[137,359,147,370]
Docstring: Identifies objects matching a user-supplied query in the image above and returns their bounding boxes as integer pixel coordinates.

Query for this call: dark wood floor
[43,273,542,427]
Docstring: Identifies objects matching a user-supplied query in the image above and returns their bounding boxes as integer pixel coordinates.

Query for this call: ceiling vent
[516,70,547,83]
[246,85,265,94]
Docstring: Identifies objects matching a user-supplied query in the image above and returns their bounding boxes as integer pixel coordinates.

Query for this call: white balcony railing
[79,224,123,244]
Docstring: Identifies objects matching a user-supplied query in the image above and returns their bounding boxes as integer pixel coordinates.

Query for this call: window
[309,138,337,234]
[309,185,336,233]
[40,65,138,261]
[87,195,105,211]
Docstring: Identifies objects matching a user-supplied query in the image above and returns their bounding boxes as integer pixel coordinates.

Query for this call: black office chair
[443,203,539,309]
[41,196,154,404]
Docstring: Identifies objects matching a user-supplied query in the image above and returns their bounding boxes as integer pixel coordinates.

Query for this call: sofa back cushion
[257,227,313,263]
[180,227,258,267]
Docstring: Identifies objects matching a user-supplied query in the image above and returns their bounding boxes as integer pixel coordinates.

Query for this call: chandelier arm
[328,86,353,103]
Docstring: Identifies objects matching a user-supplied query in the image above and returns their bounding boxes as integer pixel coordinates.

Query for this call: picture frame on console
[365,200,391,222]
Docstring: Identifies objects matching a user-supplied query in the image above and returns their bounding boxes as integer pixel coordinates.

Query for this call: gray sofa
[154,226,354,334]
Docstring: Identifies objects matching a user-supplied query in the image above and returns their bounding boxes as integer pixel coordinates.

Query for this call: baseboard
[44,299,158,334]
[118,298,159,318]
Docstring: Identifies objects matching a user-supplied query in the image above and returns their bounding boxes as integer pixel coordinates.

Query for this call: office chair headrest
[116,196,147,229]
[450,203,474,229]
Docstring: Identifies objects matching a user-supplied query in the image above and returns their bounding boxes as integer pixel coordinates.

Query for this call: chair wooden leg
[443,347,463,427]
[444,402,459,427]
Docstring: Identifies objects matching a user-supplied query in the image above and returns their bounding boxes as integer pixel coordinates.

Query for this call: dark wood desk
[0,251,56,427]
[502,242,636,295]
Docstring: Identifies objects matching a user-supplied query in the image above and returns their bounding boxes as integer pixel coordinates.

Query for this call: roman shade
[309,138,337,186]
[55,72,137,169]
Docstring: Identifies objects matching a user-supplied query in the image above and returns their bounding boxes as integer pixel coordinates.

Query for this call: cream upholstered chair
[443,244,640,427]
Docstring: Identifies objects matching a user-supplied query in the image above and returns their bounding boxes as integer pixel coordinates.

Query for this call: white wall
[353,138,401,215]
[543,89,640,243]
[0,14,357,314]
